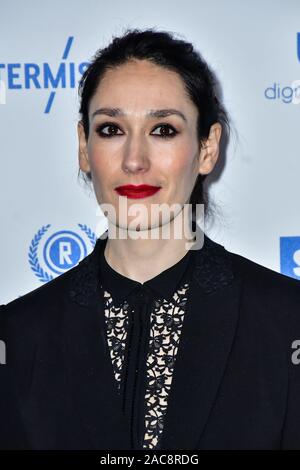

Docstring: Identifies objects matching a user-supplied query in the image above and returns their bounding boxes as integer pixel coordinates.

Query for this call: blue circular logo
[43,230,87,275]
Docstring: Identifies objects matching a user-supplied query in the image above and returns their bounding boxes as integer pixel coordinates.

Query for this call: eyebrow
[91,107,187,123]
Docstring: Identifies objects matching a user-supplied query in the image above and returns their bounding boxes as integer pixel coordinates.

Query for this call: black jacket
[1,232,300,450]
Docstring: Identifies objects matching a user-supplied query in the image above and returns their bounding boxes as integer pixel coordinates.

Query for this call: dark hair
[77,27,230,223]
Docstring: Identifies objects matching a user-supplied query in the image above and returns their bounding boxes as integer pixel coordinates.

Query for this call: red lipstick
[115,184,161,199]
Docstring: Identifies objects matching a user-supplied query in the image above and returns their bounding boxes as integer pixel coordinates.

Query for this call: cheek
[163,146,198,201]
[87,138,101,166]
[164,144,197,181]
[87,140,111,177]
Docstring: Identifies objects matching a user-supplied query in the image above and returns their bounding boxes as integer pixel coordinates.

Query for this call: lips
[115,184,161,199]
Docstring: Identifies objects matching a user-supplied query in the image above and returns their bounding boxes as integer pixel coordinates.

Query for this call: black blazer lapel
[160,235,242,450]
[160,277,241,449]
[64,238,131,450]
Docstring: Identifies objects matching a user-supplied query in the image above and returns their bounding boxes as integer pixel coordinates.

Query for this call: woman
[1,28,300,450]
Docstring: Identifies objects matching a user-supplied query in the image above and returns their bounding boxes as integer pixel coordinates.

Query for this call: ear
[198,122,222,175]
[77,121,91,174]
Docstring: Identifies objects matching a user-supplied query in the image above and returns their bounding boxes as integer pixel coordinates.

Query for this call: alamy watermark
[291,339,300,365]
[94,201,205,251]
[0,339,6,365]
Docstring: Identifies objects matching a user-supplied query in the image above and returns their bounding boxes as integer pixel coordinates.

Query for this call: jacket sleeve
[0,304,30,449]
[280,281,300,449]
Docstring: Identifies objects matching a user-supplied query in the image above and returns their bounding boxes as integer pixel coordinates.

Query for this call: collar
[68,225,235,307]
[99,240,194,306]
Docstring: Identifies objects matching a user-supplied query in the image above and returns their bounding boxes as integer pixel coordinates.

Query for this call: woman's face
[78,59,221,232]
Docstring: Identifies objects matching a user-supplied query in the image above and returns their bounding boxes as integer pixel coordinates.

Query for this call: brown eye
[96,123,122,137]
[151,124,177,138]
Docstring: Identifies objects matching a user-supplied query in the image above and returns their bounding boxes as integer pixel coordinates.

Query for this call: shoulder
[202,232,300,298]
[0,236,104,329]
[226,246,300,338]
[0,259,84,334]
[227,247,300,294]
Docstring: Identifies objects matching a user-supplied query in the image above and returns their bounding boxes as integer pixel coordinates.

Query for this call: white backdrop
[0,0,299,304]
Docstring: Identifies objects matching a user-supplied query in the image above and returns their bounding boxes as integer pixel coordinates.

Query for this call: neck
[103,211,198,284]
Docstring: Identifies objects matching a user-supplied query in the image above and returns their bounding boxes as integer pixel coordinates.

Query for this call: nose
[121,134,150,174]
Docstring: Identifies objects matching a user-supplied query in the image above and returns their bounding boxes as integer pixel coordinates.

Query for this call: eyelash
[95,122,178,139]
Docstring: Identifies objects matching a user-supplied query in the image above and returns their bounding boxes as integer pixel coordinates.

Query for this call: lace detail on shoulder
[102,282,190,450]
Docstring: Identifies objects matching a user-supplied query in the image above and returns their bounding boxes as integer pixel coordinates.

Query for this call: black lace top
[99,244,196,450]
